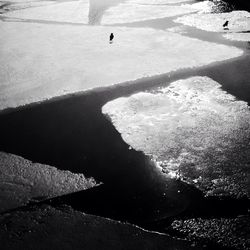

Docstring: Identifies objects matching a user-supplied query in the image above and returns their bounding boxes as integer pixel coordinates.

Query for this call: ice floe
[102,76,250,198]
[0,21,243,110]
[1,0,89,24]
[175,10,250,32]
[0,152,97,212]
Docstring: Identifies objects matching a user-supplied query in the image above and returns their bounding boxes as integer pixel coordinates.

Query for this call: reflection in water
[88,0,125,25]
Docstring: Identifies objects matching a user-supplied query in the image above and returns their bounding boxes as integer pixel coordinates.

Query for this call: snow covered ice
[0,21,243,111]
[0,152,97,212]
[101,0,211,24]
[103,76,250,198]
[175,10,250,41]
[1,0,90,24]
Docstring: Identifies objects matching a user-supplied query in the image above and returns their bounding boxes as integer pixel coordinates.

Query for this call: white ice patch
[0,1,55,14]
[127,0,193,4]
[1,0,89,24]
[101,3,198,24]
[0,152,97,212]
[181,0,216,14]
[175,10,250,32]
[102,76,250,198]
[0,22,242,110]
[223,32,250,42]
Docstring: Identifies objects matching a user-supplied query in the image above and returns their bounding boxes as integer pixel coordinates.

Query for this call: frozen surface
[0,1,55,14]
[102,76,250,198]
[0,205,200,250]
[0,21,243,111]
[127,0,193,4]
[101,2,198,24]
[175,10,250,32]
[181,0,215,14]
[1,0,89,24]
[0,152,97,212]
[223,32,250,41]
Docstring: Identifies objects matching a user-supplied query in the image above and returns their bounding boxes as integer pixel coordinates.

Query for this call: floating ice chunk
[223,32,250,41]
[175,10,250,32]
[102,3,198,24]
[2,0,89,24]
[102,76,250,198]
[0,22,242,110]
[0,152,97,212]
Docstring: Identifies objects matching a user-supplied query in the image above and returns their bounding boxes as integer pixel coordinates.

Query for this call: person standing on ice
[109,33,114,44]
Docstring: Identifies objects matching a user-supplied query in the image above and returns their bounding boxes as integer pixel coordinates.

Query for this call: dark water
[223,0,250,12]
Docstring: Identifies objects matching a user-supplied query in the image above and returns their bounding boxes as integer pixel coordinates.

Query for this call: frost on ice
[102,77,250,198]
[0,22,243,111]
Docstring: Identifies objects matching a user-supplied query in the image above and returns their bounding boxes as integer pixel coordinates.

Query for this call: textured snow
[223,32,250,41]
[1,0,89,24]
[175,10,250,32]
[101,3,198,24]
[102,76,250,198]
[0,22,243,111]
[0,152,97,212]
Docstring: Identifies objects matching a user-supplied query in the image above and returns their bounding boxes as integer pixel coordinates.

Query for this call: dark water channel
[0,1,250,248]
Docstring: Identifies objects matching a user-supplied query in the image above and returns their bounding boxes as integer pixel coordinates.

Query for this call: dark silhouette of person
[109,33,114,43]
[223,20,229,30]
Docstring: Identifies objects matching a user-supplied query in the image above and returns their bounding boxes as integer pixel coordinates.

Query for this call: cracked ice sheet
[0,152,98,212]
[101,2,198,25]
[102,76,250,198]
[0,22,243,110]
[175,11,250,34]
[1,0,89,24]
